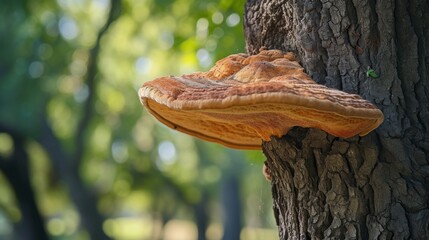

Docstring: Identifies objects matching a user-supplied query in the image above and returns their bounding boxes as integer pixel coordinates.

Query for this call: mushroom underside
[144,98,380,150]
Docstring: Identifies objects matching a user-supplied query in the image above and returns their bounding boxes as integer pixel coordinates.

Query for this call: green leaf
[366,68,379,79]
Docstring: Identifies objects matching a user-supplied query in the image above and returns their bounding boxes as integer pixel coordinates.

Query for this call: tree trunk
[244,0,429,239]
[221,174,242,240]
[38,121,111,240]
[0,133,48,240]
[195,191,209,240]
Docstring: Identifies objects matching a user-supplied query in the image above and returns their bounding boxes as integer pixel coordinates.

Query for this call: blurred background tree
[0,0,277,239]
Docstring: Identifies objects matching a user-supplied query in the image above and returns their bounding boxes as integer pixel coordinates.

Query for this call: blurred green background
[0,0,277,239]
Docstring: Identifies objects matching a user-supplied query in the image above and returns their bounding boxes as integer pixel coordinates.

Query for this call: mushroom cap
[139,50,384,150]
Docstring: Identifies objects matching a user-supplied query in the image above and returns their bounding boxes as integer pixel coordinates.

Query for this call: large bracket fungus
[139,50,384,150]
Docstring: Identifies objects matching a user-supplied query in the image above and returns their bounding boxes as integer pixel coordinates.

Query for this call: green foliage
[0,0,276,238]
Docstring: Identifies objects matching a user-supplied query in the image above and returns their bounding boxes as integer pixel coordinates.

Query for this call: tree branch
[35,1,123,238]
[73,0,122,167]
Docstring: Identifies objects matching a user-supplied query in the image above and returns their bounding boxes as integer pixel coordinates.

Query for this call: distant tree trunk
[195,191,209,240]
[38,121,111,240]
[244,0,429,239]
[0,133,48,240]
[221,174,242,240]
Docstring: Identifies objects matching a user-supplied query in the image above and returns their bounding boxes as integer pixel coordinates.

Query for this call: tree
[244,0,429,239]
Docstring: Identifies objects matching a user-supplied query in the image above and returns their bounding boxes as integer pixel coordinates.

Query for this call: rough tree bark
[244,0,429,239]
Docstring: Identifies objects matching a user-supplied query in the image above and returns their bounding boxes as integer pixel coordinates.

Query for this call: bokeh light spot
[0,133,13,158]
[47,218,66,236]
[226,13,240,27]
[135,57,152,75]
[59,16,79,40]
[196,18,209,39]
[197,48,212,68]
[112,141,128,163]
[212,12,224,24]
[157,141,176,165]
[70,60,87,77]
[212,27,224,39]
[159,31,175,50]
[28,61,44,78]
[74,84,89,103]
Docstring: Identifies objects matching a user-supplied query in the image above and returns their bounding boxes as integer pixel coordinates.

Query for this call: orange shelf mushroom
[139,50,384,150]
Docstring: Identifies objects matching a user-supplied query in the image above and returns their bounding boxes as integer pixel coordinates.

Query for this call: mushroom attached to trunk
[138,50,384,150]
